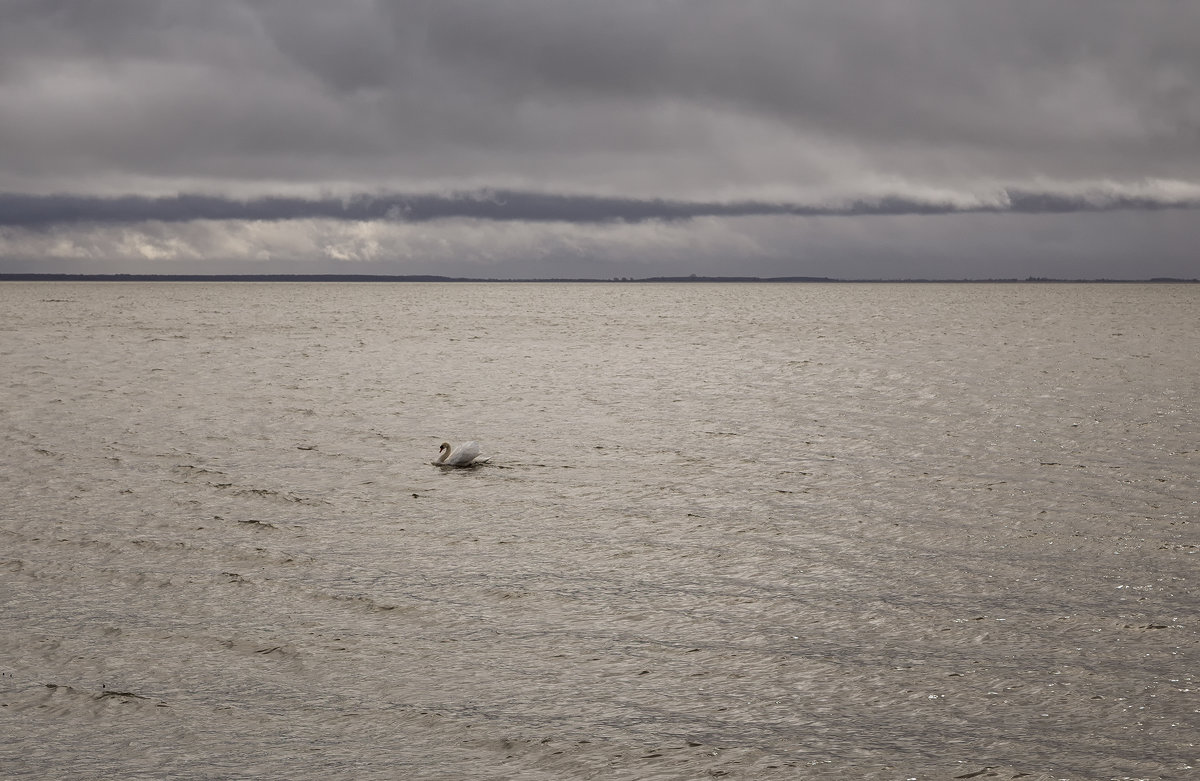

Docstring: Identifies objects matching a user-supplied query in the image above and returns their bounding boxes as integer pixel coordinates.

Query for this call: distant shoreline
[1,273,1196,284]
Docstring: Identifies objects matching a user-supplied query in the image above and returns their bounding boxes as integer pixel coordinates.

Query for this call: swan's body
[434,440,485,467]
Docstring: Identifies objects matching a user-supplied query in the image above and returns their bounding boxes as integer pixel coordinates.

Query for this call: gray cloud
[5,1,1198,189]
[1,1,1198,276]
[4,186,1200,229]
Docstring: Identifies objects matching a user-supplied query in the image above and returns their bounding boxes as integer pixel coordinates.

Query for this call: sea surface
[1,281,1196,780]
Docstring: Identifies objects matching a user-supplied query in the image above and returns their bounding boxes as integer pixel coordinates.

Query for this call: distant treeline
[1,273,1196,283]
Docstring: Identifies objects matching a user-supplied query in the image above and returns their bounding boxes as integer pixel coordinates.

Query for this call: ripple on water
[1,282,1197,780]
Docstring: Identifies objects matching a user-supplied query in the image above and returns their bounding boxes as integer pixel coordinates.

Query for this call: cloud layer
[5,182,1200,228]
[2,1,1198,277]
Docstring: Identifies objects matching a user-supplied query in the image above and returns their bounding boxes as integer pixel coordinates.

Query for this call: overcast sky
[2,0,1198,278]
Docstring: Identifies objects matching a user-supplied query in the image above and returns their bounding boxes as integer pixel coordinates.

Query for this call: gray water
[1,281,1196,781]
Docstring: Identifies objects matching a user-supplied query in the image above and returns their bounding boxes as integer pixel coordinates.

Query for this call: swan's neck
[435,443,451,463]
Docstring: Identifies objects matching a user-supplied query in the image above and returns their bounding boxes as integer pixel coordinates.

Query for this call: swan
[434,440,487,467]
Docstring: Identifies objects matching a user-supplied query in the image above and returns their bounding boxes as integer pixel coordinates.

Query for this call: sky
[1,1,1198,279]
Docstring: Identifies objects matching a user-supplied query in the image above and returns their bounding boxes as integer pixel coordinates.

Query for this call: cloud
[1,2,1199,277]
[3,180,1199,230]
[5,208,1197,281]
[3,2,1198,197]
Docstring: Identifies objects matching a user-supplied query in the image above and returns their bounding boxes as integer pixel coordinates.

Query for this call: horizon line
[2,273,1197,284]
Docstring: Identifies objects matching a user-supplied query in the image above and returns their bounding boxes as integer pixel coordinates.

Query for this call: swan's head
[435,442,451,463]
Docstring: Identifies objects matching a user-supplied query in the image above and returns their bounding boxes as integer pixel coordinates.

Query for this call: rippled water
[2,281,1197,780]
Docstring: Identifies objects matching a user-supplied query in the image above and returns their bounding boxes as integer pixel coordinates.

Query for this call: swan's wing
[447,440,482,465]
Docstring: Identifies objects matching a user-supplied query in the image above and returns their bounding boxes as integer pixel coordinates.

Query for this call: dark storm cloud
[3,187,1198,229]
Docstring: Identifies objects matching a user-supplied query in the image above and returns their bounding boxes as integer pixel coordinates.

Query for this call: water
[1,281,1196,780]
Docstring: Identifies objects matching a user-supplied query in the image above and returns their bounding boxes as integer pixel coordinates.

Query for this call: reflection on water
[1,282,1197,780]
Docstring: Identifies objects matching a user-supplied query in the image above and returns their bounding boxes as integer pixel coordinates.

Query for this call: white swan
[434,440,486,467]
